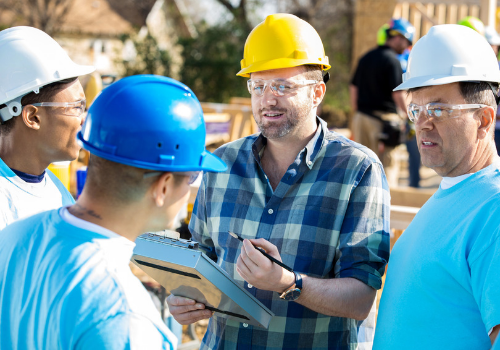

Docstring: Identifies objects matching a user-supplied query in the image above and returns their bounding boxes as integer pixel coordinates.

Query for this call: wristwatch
[279,271,302,301]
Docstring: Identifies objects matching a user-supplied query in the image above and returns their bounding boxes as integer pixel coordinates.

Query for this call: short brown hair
[301,65,323,81]
[408,82,498,110]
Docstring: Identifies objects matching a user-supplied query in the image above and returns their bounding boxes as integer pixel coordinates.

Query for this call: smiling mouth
[263,112,284,118]
[421,141,437,146]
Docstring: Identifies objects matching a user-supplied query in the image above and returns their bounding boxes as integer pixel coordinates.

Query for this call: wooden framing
[394,0,495,42]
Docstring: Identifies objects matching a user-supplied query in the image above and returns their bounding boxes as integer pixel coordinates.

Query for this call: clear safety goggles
[143,171,201,185]
[29,99,86,117]
[247,79,319,97]
[407,103,488,123]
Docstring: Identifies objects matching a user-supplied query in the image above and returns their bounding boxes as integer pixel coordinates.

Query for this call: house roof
[0,0,156,37]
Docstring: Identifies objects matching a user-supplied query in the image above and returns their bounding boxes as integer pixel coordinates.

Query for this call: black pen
[228,231,294,273]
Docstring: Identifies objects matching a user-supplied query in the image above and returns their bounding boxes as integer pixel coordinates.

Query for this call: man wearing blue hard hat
[0,75,226,349]
[351,18,415,186]
[0,26,95,230]
[374,24,500,349]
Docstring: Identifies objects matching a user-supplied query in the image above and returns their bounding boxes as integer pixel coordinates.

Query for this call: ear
[312,81,326,107]
[477,106,496,140]
[21,105,42,130]
[151,172,174,207]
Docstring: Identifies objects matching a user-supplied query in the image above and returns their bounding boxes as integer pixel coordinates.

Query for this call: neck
[68,194,152,242]
[443,141,498,177]
[0,132,50,175]
[261,116,318,191]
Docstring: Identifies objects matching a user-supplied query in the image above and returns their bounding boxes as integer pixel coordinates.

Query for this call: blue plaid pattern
[189,118,390,350]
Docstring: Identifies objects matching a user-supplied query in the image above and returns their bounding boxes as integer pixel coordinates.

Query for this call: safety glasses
[407,102,488,123]
[247,79,319,97]
[29,99,86,117]
[143,171,201,185]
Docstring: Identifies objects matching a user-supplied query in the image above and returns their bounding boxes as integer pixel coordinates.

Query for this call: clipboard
[132,232,275,329]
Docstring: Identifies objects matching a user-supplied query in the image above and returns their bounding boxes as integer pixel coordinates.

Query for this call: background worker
[350,18,415,186]
[0,26,94,229]
[374,25,500,349]
[376,20,420,187]
[168,14,390,349]
[0,75,227,349]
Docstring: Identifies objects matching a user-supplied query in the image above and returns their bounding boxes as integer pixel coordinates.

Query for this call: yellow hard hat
[237,13,330,77]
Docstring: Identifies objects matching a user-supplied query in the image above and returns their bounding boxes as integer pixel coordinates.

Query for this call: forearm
[349,85,358,113]
[392,91,407,115]
[295,276,376,321]
[491,324,499,344]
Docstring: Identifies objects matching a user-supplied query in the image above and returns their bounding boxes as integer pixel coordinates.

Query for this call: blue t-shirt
[374,162,500,349]
[0,209,176,350]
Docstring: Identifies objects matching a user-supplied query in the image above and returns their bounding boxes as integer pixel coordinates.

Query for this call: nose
[260,84,277,107]
[414,110,433,131]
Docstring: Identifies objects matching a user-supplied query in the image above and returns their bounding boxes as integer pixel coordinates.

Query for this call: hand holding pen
[229,231,294,272]
[230,231,296,293]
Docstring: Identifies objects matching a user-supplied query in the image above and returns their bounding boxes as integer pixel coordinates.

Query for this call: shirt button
[307,161,313,166]
[248,283,253,288]
[243,323,249,327]
[268,209,274,214]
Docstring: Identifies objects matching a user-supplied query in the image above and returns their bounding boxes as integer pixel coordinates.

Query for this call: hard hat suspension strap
[0,95,24,124]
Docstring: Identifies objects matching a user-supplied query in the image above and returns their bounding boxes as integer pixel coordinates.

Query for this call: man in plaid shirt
[168,14,390,349]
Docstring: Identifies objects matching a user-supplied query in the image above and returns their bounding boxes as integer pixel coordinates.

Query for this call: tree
[178,21,248,103]
[0,0,75,35]
[119,32,171,78]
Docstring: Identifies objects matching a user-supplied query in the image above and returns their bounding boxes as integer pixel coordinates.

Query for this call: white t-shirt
[0,157,74,230]
[0,208,177,349]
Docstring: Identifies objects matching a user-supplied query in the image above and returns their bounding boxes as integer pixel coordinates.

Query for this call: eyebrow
[410,98,447,104]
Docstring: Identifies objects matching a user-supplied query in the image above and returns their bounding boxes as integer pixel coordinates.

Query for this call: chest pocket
[280,204,340,277]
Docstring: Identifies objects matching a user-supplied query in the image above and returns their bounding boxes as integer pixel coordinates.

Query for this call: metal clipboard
[132,232,274,328]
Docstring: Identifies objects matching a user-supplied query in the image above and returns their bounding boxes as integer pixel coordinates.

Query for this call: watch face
[283,288,301,301]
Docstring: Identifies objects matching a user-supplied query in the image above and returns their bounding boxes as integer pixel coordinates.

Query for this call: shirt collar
[252,116,327,169]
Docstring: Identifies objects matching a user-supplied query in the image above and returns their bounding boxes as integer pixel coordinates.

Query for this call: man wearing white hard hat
[374,24,500,349]
[0,26,94,230]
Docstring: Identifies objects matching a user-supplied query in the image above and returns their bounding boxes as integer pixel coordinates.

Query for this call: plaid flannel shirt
[189,118,390,350]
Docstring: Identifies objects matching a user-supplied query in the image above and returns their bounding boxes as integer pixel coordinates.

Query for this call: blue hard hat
[389,18,415,44]
[77,75,227,173]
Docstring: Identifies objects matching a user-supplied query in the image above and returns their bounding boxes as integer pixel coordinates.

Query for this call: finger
[236,255,252,279]
[167,295,196,307]
[174,309,213,325]
[249,238,280,258]
[241,240,263,269]
[243,239,273,268]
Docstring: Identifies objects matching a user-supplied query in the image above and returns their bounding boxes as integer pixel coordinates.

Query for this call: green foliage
[119,32,171,77]
[178,22,249,103]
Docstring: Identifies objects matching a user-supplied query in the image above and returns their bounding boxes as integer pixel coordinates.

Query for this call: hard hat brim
[237,58,331,77]
[70,64,96,78]
[77,132,227,173]
[394,74,500,91]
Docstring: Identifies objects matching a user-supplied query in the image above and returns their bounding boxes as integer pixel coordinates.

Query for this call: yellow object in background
[48,161,71,190]
[84,71,103,108]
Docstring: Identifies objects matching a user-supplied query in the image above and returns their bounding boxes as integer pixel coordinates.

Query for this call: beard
[256,97,313,140]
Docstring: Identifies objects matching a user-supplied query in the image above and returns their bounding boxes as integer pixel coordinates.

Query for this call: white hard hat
[395,24,500,91]
[485,26,500,46]
[0,26,95,122]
